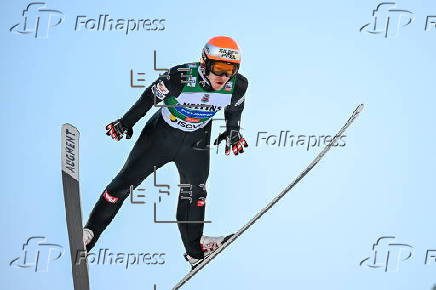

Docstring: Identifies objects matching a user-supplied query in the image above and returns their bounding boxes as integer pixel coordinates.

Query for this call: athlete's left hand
[214,130,248,155]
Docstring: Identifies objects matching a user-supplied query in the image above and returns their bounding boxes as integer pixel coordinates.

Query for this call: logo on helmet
[218,48,238,60]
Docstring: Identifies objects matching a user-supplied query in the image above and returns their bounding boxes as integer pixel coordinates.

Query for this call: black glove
[214,129,248,155]
[105,119,133,141]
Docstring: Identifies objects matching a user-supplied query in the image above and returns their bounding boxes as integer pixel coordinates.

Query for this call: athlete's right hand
[105,120,133,141]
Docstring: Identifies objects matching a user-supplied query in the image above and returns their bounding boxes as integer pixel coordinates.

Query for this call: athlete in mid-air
[83,36,249,268]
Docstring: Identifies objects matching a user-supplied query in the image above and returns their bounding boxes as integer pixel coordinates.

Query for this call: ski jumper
[85,62,248,259]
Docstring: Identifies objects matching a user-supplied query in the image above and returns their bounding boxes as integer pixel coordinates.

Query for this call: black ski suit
[85,62,248,259]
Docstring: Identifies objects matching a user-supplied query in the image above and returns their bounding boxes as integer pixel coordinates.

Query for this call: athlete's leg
[85,115,175,250]
[175,129,211,259]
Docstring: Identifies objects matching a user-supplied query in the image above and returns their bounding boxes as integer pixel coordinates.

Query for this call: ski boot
[184,234,234,269]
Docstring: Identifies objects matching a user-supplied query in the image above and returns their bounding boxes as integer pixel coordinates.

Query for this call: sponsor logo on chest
[168,115,206,129]
[176,92,231,111]
[201,94,209,103]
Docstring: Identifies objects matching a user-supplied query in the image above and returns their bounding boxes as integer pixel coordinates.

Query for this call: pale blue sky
[2,0,436,290]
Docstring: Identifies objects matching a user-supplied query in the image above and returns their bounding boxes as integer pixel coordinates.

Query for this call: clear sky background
[2,0,436,290]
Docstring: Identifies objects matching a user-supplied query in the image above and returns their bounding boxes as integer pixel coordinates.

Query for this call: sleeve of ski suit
[120,65,185,129]
[224,73,248,133]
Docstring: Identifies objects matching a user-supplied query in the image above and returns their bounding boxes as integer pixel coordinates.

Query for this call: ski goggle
[210,61,238,77]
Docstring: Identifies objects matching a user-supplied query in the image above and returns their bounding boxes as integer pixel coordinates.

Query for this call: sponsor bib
[161,63,236,132]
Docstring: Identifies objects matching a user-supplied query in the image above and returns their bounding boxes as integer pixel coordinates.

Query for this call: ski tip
[356,104,364,113]
[62,123,80,136]
[61,123,80,180]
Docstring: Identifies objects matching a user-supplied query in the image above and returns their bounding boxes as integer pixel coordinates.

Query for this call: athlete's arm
[106,65,185,141]
[225,73,248,133]
[120,65,185,129]
[214,73,249,155]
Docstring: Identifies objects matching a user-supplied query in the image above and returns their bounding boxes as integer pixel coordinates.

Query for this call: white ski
[61,123,90,290]
[173,104,364,290]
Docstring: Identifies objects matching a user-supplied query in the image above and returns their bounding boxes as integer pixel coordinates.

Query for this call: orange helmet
[201,36,241,77]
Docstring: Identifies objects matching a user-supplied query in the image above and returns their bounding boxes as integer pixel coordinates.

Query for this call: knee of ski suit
[176,183,207,221]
